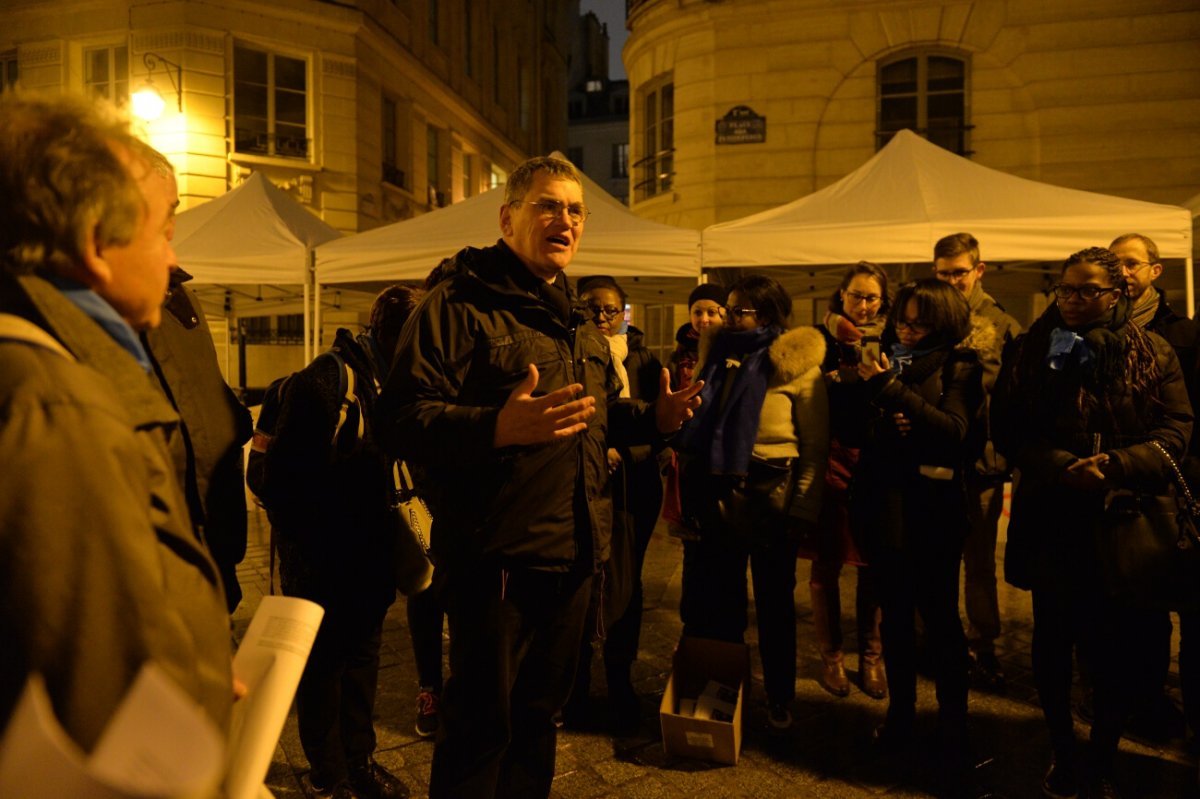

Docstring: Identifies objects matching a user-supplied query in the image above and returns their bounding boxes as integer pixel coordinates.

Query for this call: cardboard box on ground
[659,637,751,765]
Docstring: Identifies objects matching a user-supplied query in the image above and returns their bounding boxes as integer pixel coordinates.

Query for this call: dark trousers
[1031,582,1162,772]
[294,611,385,783]
[680,530,800,704]
[962,478,1004,652]
[602,461,662,670]
[429,564,593,799]
[876,532,969,732]
[407,582,445,692]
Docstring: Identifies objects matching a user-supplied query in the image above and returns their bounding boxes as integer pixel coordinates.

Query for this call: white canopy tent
[315,165,702,305]
[173,172,342,360]
[703,130,1194,313]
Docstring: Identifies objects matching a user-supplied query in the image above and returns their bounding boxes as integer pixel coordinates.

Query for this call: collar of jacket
[13,271,181,430]
[460,240,584,332]
[1149,285,1183,328]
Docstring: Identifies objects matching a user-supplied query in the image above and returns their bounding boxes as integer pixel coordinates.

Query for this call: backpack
[246,350,363,512]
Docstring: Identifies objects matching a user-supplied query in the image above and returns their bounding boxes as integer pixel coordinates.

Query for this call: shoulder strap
[326,351,364,445]
[0,313,76,361]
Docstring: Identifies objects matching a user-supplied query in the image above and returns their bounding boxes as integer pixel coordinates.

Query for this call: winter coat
[377,240,658,571]
[142,270,253,611]
[0,271,233,752]
[264,328,398,620]
[682,325,829,531]
[966,284,1021,479]
[1145,287,1200,457]
[852,316,992,554]
[993,308,1193,591]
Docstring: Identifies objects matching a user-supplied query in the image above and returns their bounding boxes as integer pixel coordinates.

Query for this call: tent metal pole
[302,280,312,363]
[1188,255,1195,319]
[313,279,323,362]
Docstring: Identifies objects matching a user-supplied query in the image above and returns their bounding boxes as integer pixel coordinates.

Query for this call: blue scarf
[889,341,940,375]
[46,272,152,372]
[675,326,780,476]
[1046,327,1093,371]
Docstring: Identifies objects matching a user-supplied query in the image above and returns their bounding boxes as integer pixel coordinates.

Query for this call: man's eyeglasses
[587,303,623,319]
[934,268,975,282]
[730,307,758,320]
[844,290,882,305]
[511,199,590,225]
[1119,259,1154,273]
[1052,284,1120,301]
[895,319,932,334]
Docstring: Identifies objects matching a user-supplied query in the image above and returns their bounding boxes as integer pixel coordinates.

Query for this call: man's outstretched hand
[494,363,596,447]
[655,368,704,434]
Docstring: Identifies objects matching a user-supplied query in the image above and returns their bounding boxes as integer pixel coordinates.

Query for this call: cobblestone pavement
[233,507,1197,798]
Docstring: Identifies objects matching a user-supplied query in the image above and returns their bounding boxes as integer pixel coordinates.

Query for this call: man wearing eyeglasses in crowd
[932,232,1021,691]
[377,156,703,798]
[1110,232,1200,742]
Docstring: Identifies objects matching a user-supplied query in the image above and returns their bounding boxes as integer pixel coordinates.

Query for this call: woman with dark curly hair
[853,278,989,795]
[993,247,1193,799]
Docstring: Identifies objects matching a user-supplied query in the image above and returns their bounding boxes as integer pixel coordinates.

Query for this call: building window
[518,59,531,131]
[877,51,970,155]
[635,79,673,201]
[85,45,128,104]
[492,27,501,104]
[276,313,305,344]
[489,163,506,190]
[464,0,474,78]
[462,153,474,199]
[429,0,440,45]
[242,316,271,344]
[234,45,309,159]
[427,124,444,206]
[381,96,406,188]
[612,143,628,179]
[0,52,16,92]
[585,79,603,93]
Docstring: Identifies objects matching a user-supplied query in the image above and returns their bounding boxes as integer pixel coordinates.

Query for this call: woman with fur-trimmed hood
[852,277,992,793]
[674,274,829,732]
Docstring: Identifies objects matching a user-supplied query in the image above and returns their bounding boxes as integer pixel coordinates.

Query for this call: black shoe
[766,702,793,733]
[414,686,439,739]
[968,650,1007,692]
[1086,774,1122,799]
[872,720,914,753]
[303,773,351,799]
[347,759,408,799]
[608,681,641,736]
[1041,755,1078,799]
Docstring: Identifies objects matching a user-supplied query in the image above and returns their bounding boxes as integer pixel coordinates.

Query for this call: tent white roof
[702,129,1193,267]
[174,172,341,284]
[315,165,701,290]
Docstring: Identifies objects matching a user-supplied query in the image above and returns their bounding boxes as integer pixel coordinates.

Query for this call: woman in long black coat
[992,247,1192,799]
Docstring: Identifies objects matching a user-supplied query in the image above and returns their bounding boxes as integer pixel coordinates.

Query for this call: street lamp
[131,51,182,121]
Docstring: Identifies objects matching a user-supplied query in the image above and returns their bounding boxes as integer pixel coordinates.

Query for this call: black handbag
[716,457,798,545]
[1096,440,1200,611]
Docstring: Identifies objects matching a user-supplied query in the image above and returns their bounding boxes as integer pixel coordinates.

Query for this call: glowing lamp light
[131,81,166,121]
[133,52,182,122]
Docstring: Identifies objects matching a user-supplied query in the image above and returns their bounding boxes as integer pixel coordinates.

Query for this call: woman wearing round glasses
[992,247,1191,799]
[674,274,829,732]
[853,277,990,794]
[564,275,664,732]
[804,262,891,701]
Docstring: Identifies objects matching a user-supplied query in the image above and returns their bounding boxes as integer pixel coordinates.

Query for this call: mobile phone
[860,336,881,365]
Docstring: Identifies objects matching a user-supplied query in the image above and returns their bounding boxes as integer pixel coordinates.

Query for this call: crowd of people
[1,91,1197,799]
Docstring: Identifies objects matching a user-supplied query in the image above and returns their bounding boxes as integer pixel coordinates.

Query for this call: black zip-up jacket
[377,240,658,571]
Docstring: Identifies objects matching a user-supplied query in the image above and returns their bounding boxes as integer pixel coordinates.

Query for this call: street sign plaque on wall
[715,106,766,145]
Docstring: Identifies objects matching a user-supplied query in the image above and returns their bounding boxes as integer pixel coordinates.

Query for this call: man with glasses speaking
[377,156,703,798]
[932,233,1021,691]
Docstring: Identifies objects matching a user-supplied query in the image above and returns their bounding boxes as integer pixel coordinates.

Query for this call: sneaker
[1041,756,1078,799]
[767,702,793,732]
[347,758,409,799]
[968,650,1007,692]
[415,687,439,738]
[302,773,351,799]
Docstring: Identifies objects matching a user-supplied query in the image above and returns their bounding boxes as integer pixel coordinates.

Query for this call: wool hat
[688,283,727,309]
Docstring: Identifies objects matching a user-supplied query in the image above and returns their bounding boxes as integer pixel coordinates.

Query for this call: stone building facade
[624,0,1200,231]
[0,0,575,231]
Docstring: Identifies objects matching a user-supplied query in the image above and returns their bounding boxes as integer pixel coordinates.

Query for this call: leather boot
[859,604,887,700]
[810,580,850,697]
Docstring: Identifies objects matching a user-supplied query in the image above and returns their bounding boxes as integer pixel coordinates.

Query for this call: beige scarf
[1129,287,1160,330]
[607,333,631,398]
